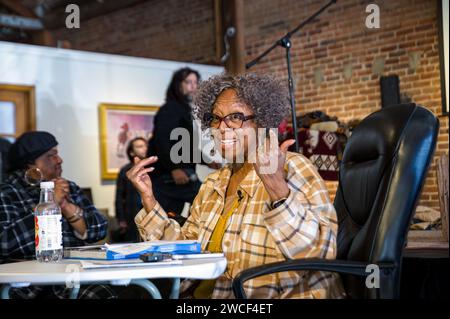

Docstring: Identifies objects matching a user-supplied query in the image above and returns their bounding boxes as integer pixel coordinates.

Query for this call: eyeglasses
[203,112,255,129]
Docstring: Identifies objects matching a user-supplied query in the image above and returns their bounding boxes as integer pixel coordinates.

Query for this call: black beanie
[8,131,58,172]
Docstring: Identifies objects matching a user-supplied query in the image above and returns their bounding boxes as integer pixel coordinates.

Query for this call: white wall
[442,0,449,113]
[0,41,223,217]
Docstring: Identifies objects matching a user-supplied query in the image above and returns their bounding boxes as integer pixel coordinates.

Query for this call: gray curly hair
[193,72,291,129]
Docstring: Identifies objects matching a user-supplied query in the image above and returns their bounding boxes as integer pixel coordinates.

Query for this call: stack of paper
[79,259,182,269]
[63,240,201,260]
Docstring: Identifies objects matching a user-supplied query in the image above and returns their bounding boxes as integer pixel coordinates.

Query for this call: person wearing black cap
[0,131,116,299]
[0,137,11,183]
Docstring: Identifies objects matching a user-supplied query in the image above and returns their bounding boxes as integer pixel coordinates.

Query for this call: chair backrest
[334,103,439,298]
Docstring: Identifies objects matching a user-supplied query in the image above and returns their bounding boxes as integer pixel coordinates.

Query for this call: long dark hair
[166,67,200,103]
[126,137,147,162]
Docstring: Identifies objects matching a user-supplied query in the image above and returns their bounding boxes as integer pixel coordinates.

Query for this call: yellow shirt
[193,193,242,298]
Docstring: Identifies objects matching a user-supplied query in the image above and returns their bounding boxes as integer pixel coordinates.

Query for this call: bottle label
[35,215,63,252]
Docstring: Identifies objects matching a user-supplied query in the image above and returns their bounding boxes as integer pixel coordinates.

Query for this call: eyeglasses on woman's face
[203,112,255,129]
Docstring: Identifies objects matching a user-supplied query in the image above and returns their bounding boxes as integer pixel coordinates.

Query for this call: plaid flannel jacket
[135,152,345,298]
[0,171,108,261]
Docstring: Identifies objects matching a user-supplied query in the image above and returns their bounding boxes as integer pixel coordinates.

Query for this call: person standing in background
[114,137,148,242]
[146,67,203,226]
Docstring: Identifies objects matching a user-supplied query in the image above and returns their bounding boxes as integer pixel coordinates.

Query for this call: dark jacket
[0,138,11,183]
[147,99,197,176]
[114,162,140,242]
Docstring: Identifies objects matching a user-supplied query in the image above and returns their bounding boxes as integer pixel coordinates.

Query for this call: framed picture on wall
[99,103,159,180]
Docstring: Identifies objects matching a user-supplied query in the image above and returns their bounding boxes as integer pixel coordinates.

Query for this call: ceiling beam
[0,13,44,30]
[0,0,38,18]
[42,0,146,30]
[32,0,93,18]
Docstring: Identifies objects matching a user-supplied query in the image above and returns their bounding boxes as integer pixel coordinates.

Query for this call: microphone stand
[246,0,337,152]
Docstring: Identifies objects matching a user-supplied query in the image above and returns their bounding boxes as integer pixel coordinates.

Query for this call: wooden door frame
[0,84,36,134]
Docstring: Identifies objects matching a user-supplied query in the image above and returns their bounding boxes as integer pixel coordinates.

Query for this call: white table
[0,257,227,299]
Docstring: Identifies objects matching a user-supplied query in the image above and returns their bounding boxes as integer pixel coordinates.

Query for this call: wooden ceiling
[0,0,147,44]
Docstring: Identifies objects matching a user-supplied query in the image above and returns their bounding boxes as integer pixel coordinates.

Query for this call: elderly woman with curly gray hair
[126,72,345,299]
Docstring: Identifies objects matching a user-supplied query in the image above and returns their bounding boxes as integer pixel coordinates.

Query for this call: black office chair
[233,103,439,299]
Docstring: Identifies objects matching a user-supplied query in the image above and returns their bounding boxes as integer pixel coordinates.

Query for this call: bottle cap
[40,181,55,189]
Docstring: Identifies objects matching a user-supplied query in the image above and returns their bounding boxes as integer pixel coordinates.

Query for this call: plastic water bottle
[34,181,63,262]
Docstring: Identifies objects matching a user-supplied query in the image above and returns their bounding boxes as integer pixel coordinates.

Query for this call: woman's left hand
[253,129,295,202]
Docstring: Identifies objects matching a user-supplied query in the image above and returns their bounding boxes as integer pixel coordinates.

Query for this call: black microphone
[237,190,244,202]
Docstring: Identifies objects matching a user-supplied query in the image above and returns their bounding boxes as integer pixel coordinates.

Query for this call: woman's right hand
[126,156,158,210]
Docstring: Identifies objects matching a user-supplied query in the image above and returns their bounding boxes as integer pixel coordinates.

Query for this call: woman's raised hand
[126,156,158,207]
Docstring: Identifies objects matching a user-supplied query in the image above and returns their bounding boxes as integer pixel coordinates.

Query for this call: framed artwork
[98,103,158,180]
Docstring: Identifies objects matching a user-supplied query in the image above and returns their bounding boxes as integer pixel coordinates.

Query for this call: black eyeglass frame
[203,112,256,128]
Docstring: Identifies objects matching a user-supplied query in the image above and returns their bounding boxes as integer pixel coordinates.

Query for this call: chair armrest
[232,258,396,299]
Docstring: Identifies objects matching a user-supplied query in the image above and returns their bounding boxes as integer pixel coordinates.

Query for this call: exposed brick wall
[52,0,447,210]
[243,0,448,210]
[52,0,217,64]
